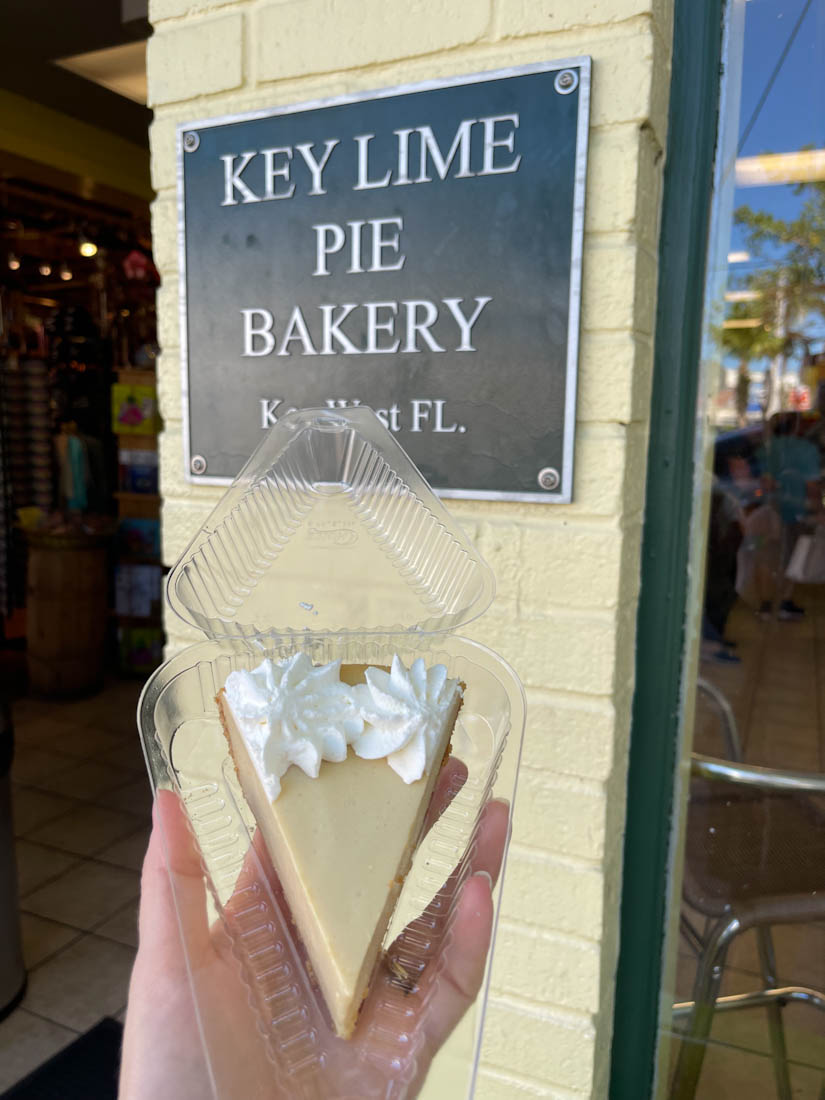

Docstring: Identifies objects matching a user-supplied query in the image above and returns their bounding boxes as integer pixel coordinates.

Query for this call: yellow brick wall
[147,1,674,1095]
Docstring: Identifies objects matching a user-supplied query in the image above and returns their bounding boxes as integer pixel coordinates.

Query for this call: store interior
[1,168,163,689]
[0,3,157,1093]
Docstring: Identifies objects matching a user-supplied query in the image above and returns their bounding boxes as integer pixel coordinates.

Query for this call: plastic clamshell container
[138,408,525,1099]
[165,406,495,638]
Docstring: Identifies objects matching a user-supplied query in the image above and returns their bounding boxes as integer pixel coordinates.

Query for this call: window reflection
[663,1,825,1097]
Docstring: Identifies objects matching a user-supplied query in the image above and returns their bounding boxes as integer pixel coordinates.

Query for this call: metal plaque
[178,58,590,501]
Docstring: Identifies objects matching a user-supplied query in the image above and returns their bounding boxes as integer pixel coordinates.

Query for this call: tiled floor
[664,585,825,1097]
[0,678,148,1092]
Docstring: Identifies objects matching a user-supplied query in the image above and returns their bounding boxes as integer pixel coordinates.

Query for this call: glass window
[658,1,825,1097]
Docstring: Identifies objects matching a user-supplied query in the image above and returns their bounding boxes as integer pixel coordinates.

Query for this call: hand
[120,760,509,1099]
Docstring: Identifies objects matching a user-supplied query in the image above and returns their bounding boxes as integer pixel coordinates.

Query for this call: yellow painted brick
[150,0,241,20]
[158,425,222,499]
[161,494,217,563]
[447,426,639,522]
[490,922,601,1013]
[585,125,642,240]
[149,112,181,193]
[157,432,187,497]
[647,16,673,153]
[255,0,491,83]
[635,116,667,244]
[156,350,184,423]
[467,609,616,695]
[501,851,604,940]
[146,22,673,166]
[569,423,640,519]
[156,280,181,354]
[580,239,658,336]
[514,771,605,860]
[577,330,654,424]
[490,25,665,144]
[618,421,650,518]
[148,32,665,187]
[477,1066,579,1098]
[520,693,614,781]
[475,522,523,604]
[491,0,670,38]
[163,622,203,654]
[147,13,244,106]
[519,523,623,611]
[480,998,596,1094]
[586,123,663,249]
[150,194,179,280]
[618,516,644,601]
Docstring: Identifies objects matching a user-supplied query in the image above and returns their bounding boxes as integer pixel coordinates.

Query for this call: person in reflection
[756,411,822,620]
[119,762,508,1100]
[702,473,744,662]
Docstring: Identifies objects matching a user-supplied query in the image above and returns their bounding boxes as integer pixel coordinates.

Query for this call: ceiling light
[59,263,72,281]
[736,149,825,187]
[725,289,760,301]
[38,262,52,277]
[79,236,98,258]
[727,251,751,264]
[8,253,20,271]
[723,318,763,329]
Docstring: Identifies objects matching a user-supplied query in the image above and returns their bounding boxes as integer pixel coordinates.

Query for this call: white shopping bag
[786,527,825,584]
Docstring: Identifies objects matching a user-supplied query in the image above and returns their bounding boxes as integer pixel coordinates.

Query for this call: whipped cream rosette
[352,656,462,783]
[224,653,461,795]
[223,653,364,799]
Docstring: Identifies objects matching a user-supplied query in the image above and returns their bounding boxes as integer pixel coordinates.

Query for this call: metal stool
[670,679,825,1099]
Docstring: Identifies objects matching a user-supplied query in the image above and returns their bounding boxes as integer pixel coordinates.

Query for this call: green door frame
[609,0,726,1096]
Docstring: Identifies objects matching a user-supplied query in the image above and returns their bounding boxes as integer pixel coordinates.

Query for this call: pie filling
[217,654,463,1037]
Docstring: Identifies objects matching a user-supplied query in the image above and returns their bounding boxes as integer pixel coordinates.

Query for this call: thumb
[137,788,212,964]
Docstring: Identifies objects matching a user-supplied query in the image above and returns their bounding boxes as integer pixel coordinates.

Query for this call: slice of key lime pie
[216,653,463,1038]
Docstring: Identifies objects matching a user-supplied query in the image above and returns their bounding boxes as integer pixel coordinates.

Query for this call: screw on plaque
[554,69,579,95]
[190,454,207,475]
[537,467,561,491]
[183,131,200,152]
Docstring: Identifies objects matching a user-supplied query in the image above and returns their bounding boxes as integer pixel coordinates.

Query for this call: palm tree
[721,178,825,417]
[716,301,785,421]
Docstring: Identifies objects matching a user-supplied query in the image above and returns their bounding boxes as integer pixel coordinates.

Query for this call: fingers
[409,797,510,1055]
[411,795,510,938]
[421,871,495,1053]
[422,756,468,836]
[468,797,510,887]
[137,788,211,963]
[122,790,213,1100]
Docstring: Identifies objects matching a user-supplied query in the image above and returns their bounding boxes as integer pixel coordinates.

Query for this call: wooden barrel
[26,533,109,697]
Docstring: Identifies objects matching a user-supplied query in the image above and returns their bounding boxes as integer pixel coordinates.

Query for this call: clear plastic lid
[166,407,495,639]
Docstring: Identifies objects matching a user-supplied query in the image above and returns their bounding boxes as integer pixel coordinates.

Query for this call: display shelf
[116,366,156,385]
[117,432,158,446]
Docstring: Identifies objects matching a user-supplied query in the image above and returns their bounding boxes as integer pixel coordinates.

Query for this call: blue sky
[727,0,825,358]
[730,0,825,260]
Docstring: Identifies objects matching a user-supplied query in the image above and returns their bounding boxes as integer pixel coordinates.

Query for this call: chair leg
[680,913,706,957]
[756,927,792,1100]
[670,915,739,1100]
